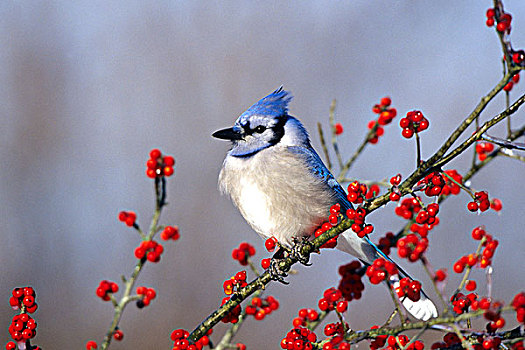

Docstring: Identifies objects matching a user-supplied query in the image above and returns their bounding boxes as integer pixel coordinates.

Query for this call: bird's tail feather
[338,232,438,321]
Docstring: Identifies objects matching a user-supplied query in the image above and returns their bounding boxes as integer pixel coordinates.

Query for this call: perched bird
[212,87,438,321]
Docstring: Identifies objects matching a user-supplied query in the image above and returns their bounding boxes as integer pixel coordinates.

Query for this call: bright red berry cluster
[370,333,421,350]
[395,197,422,220]
[346,207,372,238]
[314,222,338,249]
[136,286,156,308]
[318,287,348,313]
[366,258,398,284]
[450,292,477,314]
[223,271,247,296]
[441,169,463,196]
[118,210,137,227]
[389,174,402,201]
[467,191,491,212]
[328,203,341,226]
[415,203,439,225]
[96,280,118,301]
[512,292,525,324]
[292,308,319,327]
[476,142,495,161]
[395,277,421,302]
[418,172,446,197]
[337,260,365,302]
[171,328,210,350]
[486,7,512,33]
[400,110,429,138]
[146,149,175,179]
[220,297,242,324]
[372,97,397,126]
[232,242,256,266]
[134,239,164,262]
[160,225,180,241]
[347,182,380,203]
[367,120,385,144]
[280,327,317,350]
[323,322,351,349]
[245,295,279,321]
[9,287,38,313]
[8,313,37,344]
[504,72,521,91]
[453,230,498,272]
[397,234,428,262]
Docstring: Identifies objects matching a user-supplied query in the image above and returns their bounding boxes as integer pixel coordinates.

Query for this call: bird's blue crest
[239,87,292,119]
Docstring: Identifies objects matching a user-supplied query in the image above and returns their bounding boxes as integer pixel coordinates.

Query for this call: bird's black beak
[212,127,244,140]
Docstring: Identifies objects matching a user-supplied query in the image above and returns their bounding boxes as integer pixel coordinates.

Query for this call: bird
[212,87,438,321]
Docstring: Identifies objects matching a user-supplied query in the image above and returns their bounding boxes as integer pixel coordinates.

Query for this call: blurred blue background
[1,1,524,348]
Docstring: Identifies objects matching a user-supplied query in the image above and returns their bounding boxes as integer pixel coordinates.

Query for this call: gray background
[1,1,524,349]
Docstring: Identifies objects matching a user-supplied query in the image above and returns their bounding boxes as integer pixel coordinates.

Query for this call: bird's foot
[290,237,312,266]
[268,256,290,284]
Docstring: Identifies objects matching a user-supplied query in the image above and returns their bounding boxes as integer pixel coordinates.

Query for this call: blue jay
[212,87,438,321]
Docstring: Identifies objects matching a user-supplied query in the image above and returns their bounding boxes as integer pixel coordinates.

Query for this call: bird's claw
[290,238,312,266]
[268,258,289,284]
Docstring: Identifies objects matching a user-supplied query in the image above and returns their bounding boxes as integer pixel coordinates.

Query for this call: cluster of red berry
[328,203,341,226]
[280,327,317,350]
[512,292,525,324]
[337,260,365,302]
[367,120,385,144]
[347,181,379,203]
[486,7,512,33]
[220,296,242,324]
[395,197,422,220]
[318,287,348,313]
[476,142,495,161]
[314,221,339,249]
[483,300,506,332]
[431,332,461,350]
[118,210,137,227]
[395,277,422,302]
[146,149,175,179]
[160,225,180,241]
[377,232,395,255]
[450,292,478,314]
[399,110,429,139]
[9,287,38,314]
[136,286,157,308]
[467,191,491,212]
[504,72,521,92]
[397,234,428,262]
[171,328,210,350]
[323,323,350,349]
[346,207,372,238]
[245,295,279,321]
[366,258,398,284]
[389,174,402,201]
[7,312,37,345]
[96,280,119,301]
[415,203,439,225]
[134,239,164,262]
[441,169,463,196]
[223,271,247,296]
[410,220,439,238]
[370,332,422,350]
[418,172,446,197]
[232,242,256,266]
[292,308,319,327]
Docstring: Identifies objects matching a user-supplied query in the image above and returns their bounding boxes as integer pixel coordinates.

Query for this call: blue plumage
[213,87,438,321]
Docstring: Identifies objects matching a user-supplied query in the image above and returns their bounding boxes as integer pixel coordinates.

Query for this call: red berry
[380,97,392,107]
[86,341,98,350]
[113,329,124,341]
[466,280,477,291]
[149,149,162,159]
[261,258,271,269]
[334,123,344,135]
[467,202,479,212]
[402,128,414,138]
[265,237,278,252]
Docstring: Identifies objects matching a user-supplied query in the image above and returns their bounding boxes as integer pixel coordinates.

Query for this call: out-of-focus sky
[1,1,524,349]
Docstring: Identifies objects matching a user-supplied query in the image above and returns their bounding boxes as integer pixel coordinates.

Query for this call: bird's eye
[254,125,266,133]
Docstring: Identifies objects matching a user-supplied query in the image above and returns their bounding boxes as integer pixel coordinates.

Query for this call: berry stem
[415,131,422,167]
[328,99,344,171]
[386,280,405,325]
[317,122,332,172]
[454,237,486,295]
[420,257,448,311]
